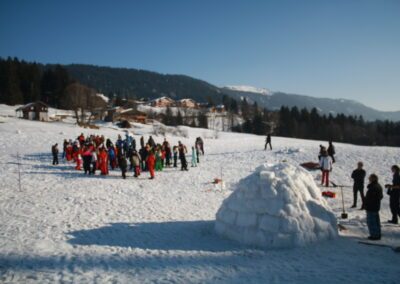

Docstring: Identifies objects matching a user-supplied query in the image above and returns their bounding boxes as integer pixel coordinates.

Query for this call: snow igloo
[215,163,338,248]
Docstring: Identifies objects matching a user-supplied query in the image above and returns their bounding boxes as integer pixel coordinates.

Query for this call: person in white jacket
[319,147,333,187]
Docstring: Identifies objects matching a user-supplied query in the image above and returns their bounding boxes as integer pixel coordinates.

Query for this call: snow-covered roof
[96,93,110,103]
[15,101,49,111]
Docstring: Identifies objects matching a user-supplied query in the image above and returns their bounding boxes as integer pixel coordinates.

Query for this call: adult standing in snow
[264,134,272,150]
[351,162,366,209]
[365,174,383,240]
[178,141,188,171]
[319,148,332,187]
[385,165,400,224]
[327,140,335,163]
[51,143,59,165]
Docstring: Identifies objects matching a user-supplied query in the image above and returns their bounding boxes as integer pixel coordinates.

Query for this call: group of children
[51,132,205,180]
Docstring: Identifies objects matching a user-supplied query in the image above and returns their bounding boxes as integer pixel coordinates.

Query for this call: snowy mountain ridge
[224,85,270,95]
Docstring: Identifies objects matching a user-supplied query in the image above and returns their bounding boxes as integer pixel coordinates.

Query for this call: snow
[225,85,270,95]
[0,104,399,283]
[216,163,337,248]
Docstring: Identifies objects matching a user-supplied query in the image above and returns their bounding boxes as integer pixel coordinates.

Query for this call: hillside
[222,87,400,121]
[64,64,223,103]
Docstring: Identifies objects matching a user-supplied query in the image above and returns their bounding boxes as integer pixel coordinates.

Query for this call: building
[178,98,198,108]
[104,107,147,124]
[150,97,175,107]
[15,101,49,121]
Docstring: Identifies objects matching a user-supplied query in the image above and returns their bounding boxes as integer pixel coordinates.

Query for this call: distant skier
[385,165,400,224]
[319,147,332,187]
[365,174,383,240]
[191,146,197,167]
[327,140,335,163]
[264,134,272,150]
[51,143,59,165]
[351,162,366,209]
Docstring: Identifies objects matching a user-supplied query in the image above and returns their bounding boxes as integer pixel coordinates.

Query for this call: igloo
[215,163,338,248]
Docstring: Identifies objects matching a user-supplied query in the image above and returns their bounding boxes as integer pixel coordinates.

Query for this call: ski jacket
[319,155,332,171]
[351,169,366,187]
[365,181,383,212]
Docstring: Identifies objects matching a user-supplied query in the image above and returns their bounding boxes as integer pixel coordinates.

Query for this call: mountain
[64,64,223,103]
[222,86,400,121]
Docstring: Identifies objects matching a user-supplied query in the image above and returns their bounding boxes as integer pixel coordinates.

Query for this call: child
[147,150,156,179]
[131,150,141,177]
[191,146,197,167]
[319,147,332,187]
[91,151,97,175]
[155,148,163,171]
[119,155,128,179]
[173,146,178,168]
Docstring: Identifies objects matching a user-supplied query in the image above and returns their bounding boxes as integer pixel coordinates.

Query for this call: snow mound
[215,163,337,248]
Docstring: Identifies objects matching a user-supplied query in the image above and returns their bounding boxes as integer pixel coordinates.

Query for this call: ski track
[0,112,399,283]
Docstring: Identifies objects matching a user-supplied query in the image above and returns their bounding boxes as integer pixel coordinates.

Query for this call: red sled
[322,191,336,198]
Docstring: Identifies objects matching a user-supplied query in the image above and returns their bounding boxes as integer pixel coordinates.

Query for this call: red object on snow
[322,191,336,198]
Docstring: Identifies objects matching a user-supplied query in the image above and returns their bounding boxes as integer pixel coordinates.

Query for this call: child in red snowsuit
[75,148,82,170]
[98,149,109,175]
[147,151,156,179]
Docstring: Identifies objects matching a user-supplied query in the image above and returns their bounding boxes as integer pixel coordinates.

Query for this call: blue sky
[0,0,399,111]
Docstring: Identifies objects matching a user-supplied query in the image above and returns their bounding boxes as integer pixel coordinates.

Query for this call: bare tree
[61,82,106,125]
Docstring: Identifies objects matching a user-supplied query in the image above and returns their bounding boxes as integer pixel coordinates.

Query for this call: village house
[177,98,198,108]
[150,97,175,107]
[104,107,147,124]
[15,101,49,121]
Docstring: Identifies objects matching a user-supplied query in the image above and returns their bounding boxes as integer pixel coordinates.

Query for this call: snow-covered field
[0,104,399,283]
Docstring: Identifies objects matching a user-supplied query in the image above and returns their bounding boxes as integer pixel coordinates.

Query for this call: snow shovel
[331,182,348,219]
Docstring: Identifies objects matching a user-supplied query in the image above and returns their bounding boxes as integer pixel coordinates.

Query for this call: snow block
[215,163,338,249]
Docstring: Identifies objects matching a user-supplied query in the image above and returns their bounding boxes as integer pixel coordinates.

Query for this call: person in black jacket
[365,174,383,240]
[351,162,366,209]
[264,134,272,150]
[327,140,335,163]
[385,165,400,224]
